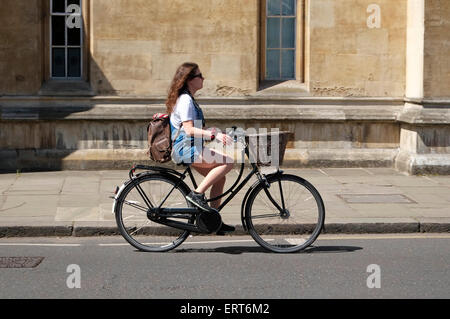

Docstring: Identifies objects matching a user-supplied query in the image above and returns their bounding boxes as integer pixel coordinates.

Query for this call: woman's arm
[182,120,213,139]
[182,121,232,145]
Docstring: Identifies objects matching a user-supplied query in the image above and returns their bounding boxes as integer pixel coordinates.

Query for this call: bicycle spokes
[245,174,325,253]
[115,174,195,252]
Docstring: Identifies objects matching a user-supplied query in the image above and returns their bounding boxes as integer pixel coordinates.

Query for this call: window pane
[282,0,296,16]
[68,24,81,45]
[67,0,81,6]
[267,0,281,16]
[52,0,65,13]
[52,48,66,77]
[267,18,280,49]
[52,16,66,46]
[68,48,81,77]
[67,0,81,18]
[266,50,280,79]
[282,18,295,48]
[281,50,295,79]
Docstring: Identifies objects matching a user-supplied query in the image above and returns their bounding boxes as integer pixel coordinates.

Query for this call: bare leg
[191,148,236,233]
[192,165,226,209]
[191,147,233,206]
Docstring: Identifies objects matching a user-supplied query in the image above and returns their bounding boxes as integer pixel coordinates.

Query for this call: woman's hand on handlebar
[216,132,233,145]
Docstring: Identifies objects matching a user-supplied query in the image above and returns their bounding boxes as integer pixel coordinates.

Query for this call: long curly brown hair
[165,62,199,114]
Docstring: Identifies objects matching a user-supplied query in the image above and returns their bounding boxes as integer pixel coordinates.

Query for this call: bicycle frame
[114,128,326,252]
[126,135,287,233]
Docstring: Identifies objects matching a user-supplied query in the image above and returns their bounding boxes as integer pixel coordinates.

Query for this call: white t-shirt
[170,94,197,131]
[170,93,204,144]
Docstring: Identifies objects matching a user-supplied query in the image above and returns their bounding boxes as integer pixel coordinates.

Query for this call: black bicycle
[112,128,325,253]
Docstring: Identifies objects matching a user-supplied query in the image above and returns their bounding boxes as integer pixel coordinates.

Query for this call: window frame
[50,0,83,80]
[43,0,90,83]
[260,0,304,83]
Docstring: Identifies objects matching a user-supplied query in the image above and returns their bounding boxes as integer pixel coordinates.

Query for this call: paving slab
[364,168,406,175]
[321,168,373,177]
[382,176,439,187]
[0,176,17,193]
[55,207,102,222]
[58,194,101,207]
[0,195,58,217]
[347,203,422,218]
[338,194,415,204]
[409,207,450,217]
[426,176,450,186]
[61,176,100,194]
[321,202,358,218]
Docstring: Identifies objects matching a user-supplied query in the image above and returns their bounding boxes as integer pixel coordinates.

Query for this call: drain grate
[338,194,416,204]
[0,257,44,268]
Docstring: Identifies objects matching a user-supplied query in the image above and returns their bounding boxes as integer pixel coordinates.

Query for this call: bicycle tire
[245,173,325,253]
[115,173,194,252]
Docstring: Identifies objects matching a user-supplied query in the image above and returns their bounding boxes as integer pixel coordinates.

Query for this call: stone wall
[0,0,43,95]
[307,0,407,97]
[90,0,259,96]
[1,0,448,99]
[0,96,404,171]
[424,0,450,98]
[0,0,413,97]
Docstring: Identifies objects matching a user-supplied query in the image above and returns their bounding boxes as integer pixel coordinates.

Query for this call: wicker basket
[245,131,290,167]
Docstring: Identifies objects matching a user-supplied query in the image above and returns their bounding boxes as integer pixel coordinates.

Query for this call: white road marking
[185,239,273,245]
[1,234,449,247]
[97,243,131,246]
[317,234,450,240]
[0,243,81,247]
[98,239,265,247]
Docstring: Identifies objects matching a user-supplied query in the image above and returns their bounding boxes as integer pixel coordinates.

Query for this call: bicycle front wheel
[115,173,194,252]
[245,174,325,253]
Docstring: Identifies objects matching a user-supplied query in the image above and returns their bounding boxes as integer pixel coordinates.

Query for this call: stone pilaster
[396,0,450,174]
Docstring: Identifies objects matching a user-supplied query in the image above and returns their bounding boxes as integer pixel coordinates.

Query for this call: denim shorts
[172,139,203,165]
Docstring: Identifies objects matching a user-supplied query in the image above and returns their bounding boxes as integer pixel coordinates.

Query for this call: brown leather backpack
[147,113,172,163]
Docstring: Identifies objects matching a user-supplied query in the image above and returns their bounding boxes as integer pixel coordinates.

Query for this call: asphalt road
[0,234,449,299]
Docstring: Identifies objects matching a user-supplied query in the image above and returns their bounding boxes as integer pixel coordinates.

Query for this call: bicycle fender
[112,171,191,216]
[133,171,192,193]
[112,179,134,216]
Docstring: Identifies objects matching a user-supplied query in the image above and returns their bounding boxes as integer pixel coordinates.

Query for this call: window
[261,0,303,82]
[50,0,83,79]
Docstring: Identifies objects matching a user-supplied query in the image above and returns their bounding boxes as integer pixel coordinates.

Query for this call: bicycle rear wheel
[245,174,325,253]
[115,173,194,252]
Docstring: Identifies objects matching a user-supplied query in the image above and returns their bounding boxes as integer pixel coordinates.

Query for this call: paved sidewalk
[0,167,449,237]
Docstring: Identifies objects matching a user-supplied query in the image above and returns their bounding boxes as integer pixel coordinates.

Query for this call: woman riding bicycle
[166,62,235,235]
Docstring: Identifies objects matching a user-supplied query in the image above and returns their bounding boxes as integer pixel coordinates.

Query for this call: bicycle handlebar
[226,126,246,143]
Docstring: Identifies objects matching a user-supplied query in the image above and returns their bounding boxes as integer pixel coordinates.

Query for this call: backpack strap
[170,121,183,159]
[172,123,182,143]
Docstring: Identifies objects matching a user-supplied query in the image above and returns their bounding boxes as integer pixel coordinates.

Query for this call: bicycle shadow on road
[172,245,363,255]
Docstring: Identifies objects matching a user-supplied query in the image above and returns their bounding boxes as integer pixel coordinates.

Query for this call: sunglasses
[191,73,204,79]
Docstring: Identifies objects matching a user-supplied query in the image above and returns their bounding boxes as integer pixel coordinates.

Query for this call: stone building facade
[0,0,449,173]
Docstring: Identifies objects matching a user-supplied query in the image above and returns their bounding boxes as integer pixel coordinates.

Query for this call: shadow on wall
[0,43,123,173]
[90,56,118,96]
